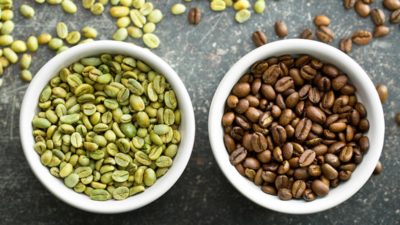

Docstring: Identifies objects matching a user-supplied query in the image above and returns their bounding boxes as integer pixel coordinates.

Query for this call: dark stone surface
[0,0,399,224]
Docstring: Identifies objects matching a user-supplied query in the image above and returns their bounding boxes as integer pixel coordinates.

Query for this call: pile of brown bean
[222,54,370,201]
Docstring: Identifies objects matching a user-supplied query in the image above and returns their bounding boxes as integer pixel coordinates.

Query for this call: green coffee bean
[132,0,144,8]
[120,0,132,6]
[112,170,129,182]
[91,3,104,15]
[64,173,79,188]
[75,166,92,178]
[211,0,226,11]
[1,20,14,35]
[235,9,251,23]
[147,9,163,23]
[57,46,69,55]
[130,9,146,28]
[0,35,13,46]
[140,3,153,16]
[156,167,169,178]
[116,17,131,28]
[50,167,61,178]
[254,0,265,13]
[82,0,95,8]
[143,33,160,49]
[66,31,81,45]
[20,54,31,70]
[27,36,38,52]
[143,23,156,34]
[11,40,27,53]
[113,186,129,200]
[134,166,147,184]
[171,4,186,15]
[20,4,35,18]
[48,38,63,50]
[81,27,98,39]
[156,156,172,168]
[62,0,77,13]
[1,9,13,20]
[56,22,68,39]
[113,28,128,41]
[143,168,156,186]
[164,144,178,158]
[90,189,111,201]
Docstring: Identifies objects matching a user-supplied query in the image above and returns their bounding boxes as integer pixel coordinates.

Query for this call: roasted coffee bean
[339,170,352,180]
[299,150,316,167]
[383,0,400,11]
[188,7,201,24]
[292,180,306,198]
[239,74,254,83]
[232,82,251,98]
[352,30,372,45]
[260,84,276,101]
[277,160,290,174]
[222,112,235,126]
[263,162,279,172]
[308,87,321,104]
[371,8,386,25]
[353,148,363,164]
[298,85,311,100]
[230,147,247,165]
[227,95,239,108]
[234,99,249,114]
[339,163,356,171]
[331,74,348,91]
[275,21,288,38]
[354,103,366,119]
[262,171,277,183]
[271,125,287,146]
[348,95,357,107]
[306,106,326,124]
[309,59,323,70]
[224,134,236,153]
[339,146,353,162]
[358,118,369,132]
[254,168,264,185]
[279,55,295,68]
[245,95,260,107]
[285,92,299,109]
[252,31,268,47]
[344,0,356,9]
[294,167,310,180]
[346,125,355,142]
[252,132,268,153]
[276,94,286,110]
[373,160,382,174]
[273,147,284,162]
[242,134,254,152]
[279,109,295,126]
[288,157,299,168]
[317,77,331,92]
[312,144,328,156]
[275,77,294,93]
[321,163,338,180]
[278,62,289,77]
[355,1,371,17]
[282,142,293,160]
[245,107,261,123]
[265,57,279,66]
[243,157,261,170]
[390,9,400,23]
[251,62,269,75]
[325,153,341,168]
[303,189,317,201]
[376,84,388,103]
[275,175,289,190]
[278,188,292,200]
[340,84,356,95]
[294,118,312,142]
[300,28,315,40]
[245,168,256,181]
[235,164,246,176]
[256,150,271,163]
[314,15,330,26]
[235,115,251,130]
[330,178,340,188]
[300,65,317,80]
[263,65,280,84]
[321,64,339,78]
[308,164,322,176]
[340,37,352,53]
[261,185,277,195]
[230,126,245,140]
[316,26,335,43]
[373,25,390,38]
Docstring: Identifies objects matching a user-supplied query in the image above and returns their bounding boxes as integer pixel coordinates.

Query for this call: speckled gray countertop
[0,0,399,224]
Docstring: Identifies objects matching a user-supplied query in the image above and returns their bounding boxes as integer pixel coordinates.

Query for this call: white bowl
[208,39,385,214]
[20,41,196,214]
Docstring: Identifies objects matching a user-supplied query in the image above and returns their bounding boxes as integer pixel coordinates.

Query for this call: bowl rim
[19,40,196,214]
[208,39,385,214]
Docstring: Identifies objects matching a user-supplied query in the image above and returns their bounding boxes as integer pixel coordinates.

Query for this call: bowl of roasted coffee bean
[20,41,195,214]
[208,39,384,214]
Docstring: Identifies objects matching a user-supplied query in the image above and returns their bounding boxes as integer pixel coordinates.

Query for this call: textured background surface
[0,0,399,224]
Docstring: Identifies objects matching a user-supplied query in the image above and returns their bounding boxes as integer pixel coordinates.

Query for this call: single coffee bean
[275,175,289,190]
[261,185,277,195]
[243,157,261,170]
[235,115,251,130]
[262,65,280,85]
[373,160,382,174]
[303,189,317,201]
[235,99,249,114]
[339,170,352,180]
[263,162,279,172]
[340,84,356,95]
[352,30,372,45]
[245,107,261,123]
[294,167,310,180]
[376,84,388,103]
[252,132,268,153]
[314,15,330,26]
[308,164,322,176]
[224,134,236,153]
[340,37,352,53]
[292,180,306,198]
[306,106,326,124]
[344,0,356,9]
[262,170,277,183]
[275,77,294,93]
[278,188,292,200]
[222,112,235,126]
[245,168,256,181]
[371,8,386,25]
[252,31,268,47]
[279,55,295,67]
[300,28,315,39]
[271,125,287,146]
[188,7,201,24]
[275,21,288,38]
[294,118,312,142]
[230,126,245,140]
[229,147,247,165]
[239,74,254,83]
[257,150,271,163]
[383,0,400,11]
[328,142,346,154]
[242,134,254,152]
[316,26,335,43]
[396,112,400,125]
[390,9,400,23]
[300,65,317,80]
[308,87,321,104]
[321,163,338,179]
[277,160,290,174]
[312,179,329,196]
[279,109,295,126]
[339,163,356,171]
[321,64,339,78]
[232,82,251,98]
[273,147,284,162]
[372,25,389,38]
[355,1,371,18]
[251,61,269,75]
[339,146,354,162]
[227,95,239,108]
[353,148,363,164]
[330,178,340,188]
[299,150,316,167]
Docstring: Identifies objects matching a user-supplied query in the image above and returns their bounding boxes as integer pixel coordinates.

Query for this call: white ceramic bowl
[208,39,385,214]
[20,41,195,214]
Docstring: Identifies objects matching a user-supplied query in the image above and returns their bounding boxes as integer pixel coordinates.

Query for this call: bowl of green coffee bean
[20,40,195,213]
[209,39,385,214]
